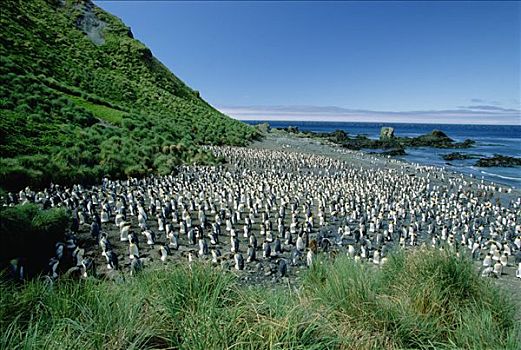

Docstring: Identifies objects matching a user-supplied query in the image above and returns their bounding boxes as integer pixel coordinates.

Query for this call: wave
[476,170,521,181]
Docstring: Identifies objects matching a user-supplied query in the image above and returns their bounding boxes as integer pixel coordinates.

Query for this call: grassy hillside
[1,250,518,349]
[0,0,257,191]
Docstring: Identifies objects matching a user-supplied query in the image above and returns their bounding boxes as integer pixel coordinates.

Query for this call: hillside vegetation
[0,0,256,191]
[1,250,518,349]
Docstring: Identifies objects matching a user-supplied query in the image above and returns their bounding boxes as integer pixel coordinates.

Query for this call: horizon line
[234,118,521,127]
[218,104,520,126]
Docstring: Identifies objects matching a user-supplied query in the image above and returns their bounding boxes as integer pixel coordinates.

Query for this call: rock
[475,155,521,167]
[442,152,480,161]
[74,0,107,46]
[380,127,395,140]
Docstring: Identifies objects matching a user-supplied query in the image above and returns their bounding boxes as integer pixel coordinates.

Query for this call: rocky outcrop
[442,152,480,161]
[475,155,521,167]
[380,127,395,140]
[75,0,107,46]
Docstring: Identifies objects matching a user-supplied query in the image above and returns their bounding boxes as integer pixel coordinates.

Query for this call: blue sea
[245,121,521,188]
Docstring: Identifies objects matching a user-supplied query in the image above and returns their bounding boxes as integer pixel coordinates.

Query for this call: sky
[95,1,520,125]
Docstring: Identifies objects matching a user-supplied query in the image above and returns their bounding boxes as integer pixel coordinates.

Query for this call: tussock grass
[66,95,128,124]
[1,249,518,349]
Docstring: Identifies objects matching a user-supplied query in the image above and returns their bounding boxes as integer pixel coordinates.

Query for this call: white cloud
[217,105,521,125]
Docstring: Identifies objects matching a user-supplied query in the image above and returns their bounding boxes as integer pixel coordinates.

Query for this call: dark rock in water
[406,131,474,149]
[442,152,481,161]
[380,127,395,140]
[475,155,521,167]
[277,126,475,151]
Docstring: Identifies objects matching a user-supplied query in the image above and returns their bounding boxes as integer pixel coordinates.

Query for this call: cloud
[457,105,520,112]
[217,105,521,125]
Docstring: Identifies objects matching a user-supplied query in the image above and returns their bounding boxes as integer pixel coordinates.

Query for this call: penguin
[198,238,209,257]
[231,237,239,254]
[284,230,293,245]
[278,259,288,277]
[274,237,282,255]
[105,250,119,270]
[72,246,85,266]
[9,258,26,282]
[211,249,222,264]
[296,235,305,252]
[482,253,492,267]
[499,252,508,267]
[234,253,245,271]
[291,248,302,266]
[263,240,271,259]
[306,249,314,267]
[247,245,256,262]
[249,234,257,250]
[143,229,155,245]
[48,257,60,279]
[99,233,111,256]
[493,261,503,277]
[120,222,130,241]
[481,266,494,278]
[159,244,170,262]
[81,258,96,278]
[169,233,179,250]
[129,238,139,260]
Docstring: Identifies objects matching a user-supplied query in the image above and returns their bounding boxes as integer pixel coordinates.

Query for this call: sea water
[245,121,521,188]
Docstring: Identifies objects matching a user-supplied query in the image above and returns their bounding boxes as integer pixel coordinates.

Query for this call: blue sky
[95,1,520,124]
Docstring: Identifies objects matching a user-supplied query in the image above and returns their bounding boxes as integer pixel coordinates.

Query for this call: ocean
[245,121,521,188]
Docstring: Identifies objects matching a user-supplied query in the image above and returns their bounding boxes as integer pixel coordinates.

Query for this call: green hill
[0,0,256,191]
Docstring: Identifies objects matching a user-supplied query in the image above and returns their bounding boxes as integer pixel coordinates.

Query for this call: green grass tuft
[1,250,518,349]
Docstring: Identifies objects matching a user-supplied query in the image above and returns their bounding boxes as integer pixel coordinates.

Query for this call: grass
[66,95,128,124]
[1,249,519,350]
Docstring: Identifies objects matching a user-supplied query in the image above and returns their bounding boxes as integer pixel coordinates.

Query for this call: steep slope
[0,0,256,191]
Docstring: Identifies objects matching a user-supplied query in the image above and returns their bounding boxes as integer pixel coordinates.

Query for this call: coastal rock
[380,127,395,140]
[442,152,480,161]
[475,155,521,167]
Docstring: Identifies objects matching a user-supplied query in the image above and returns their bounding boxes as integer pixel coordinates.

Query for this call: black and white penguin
[129,237,140,260]
[105,250,119,270]
[234,253,245,271]
[231,237,239,254]
[274,237,282,255]
[159,244,170,262]
[198,238,209,257]
[81,257,96,278]
[306,249,314,267]
[9,258,26,281]
[141,229,156,245]
[291,248,302,266]
[211,249,222,264]
[262,240,271,259]
[247,245,256,262]
[278,259,288,277]
[72,246,85,266]
[169,233,179,250]
[249,234,257,250]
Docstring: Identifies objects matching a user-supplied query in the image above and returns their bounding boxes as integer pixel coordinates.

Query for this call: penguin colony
[5,144,521,284]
